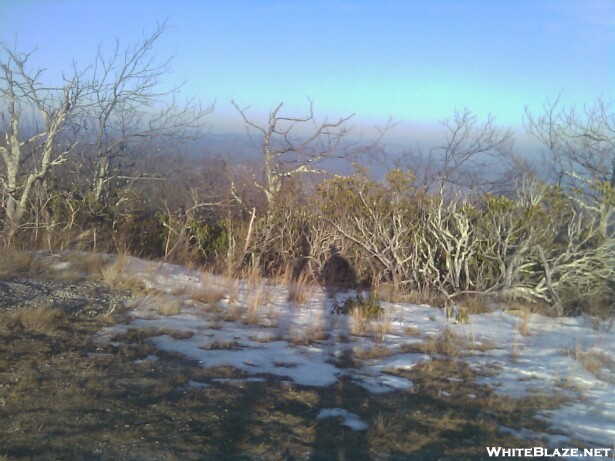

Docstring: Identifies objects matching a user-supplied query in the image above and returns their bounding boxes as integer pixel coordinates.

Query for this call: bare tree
[232,99,353,205]
[0,44,82,232]
[75,22,212,206]
[525,97,615,237]
[399,108,514,194]
[526,96,615,186]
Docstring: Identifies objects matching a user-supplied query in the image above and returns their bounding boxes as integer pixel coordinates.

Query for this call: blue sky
[1,0,613,139]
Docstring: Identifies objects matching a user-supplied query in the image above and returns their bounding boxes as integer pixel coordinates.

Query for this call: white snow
[317,408,369,431]
[92,255,615,449]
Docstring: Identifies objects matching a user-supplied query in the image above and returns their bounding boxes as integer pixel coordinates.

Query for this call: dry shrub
[559,286,615,319]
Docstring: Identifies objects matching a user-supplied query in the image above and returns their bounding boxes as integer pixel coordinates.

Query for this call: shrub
[331,291,383,319]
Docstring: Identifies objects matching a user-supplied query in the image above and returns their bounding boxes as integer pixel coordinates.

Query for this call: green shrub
[187,219,228,261]
[331,291,383,319]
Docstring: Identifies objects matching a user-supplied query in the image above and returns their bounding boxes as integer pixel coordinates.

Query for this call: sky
[0,0,614,142]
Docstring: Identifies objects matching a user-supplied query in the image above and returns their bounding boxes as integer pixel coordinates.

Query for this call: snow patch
[317,408,369,431]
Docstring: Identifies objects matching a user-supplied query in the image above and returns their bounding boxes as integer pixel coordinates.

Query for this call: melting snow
[94,255,615,448]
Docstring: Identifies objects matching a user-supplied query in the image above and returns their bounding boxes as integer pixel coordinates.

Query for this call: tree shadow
[319,245,357,298]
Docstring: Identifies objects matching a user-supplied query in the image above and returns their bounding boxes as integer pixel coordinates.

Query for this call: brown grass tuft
[0,248,41,279]
[245,285,271,325]
[350,306,371,336]
[287,282,310,305]
[571,347,615,383]
[200,339,239,350]
[100,254,129,288]
[6,305,65,335]
[353,345,396,360]
[190,287,226,305]
[157,299,182,316]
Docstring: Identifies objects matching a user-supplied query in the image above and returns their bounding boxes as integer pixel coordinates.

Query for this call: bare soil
[0,276,573,460]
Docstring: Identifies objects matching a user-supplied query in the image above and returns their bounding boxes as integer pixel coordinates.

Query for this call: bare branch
[232,99,354,205]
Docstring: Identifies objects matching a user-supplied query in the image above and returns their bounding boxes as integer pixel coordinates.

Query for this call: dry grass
[286,269,316,305]
[404,326,422,337]
[458,294,493,315]
[190,286,226,305]
[288,322,329,345]
[243,263,264,288]
[571,347,615,383]
[5,304,65,335]
[249,333,282,343]
[350,306,371,336]
[0,247,41,278]
[113,327,194,342]
[287,282,311,305]
[513,307,532,336]
[200,339,240,350]
[369,412,405,445]
[223,303,243,322]
[370,310,394,342]
[402,327,463,357]
[245,285,272,325]
[59,251,106,281]
[374,282,436,305]
[353,345,396,360]
[165,329,195,340]
[157,298,182,316]
[100,253,129,287]
[391,285,448,307]
[223,278,241,306]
